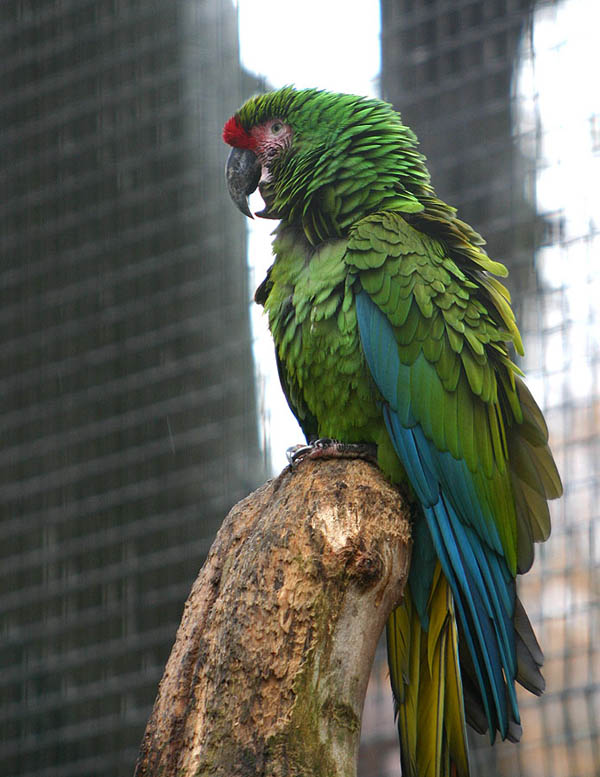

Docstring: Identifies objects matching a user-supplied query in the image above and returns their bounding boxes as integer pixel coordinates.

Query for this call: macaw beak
[225,147,261,219]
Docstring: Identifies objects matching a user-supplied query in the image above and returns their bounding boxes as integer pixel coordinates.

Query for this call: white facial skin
[249,118,293,182]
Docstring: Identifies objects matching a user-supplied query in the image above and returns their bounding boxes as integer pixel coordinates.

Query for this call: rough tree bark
[134,458,411,777]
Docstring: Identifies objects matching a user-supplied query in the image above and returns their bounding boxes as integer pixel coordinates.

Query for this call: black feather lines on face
[257,140,300,219]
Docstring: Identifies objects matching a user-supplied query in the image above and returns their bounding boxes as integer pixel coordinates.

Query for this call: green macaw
[223,87,562,777]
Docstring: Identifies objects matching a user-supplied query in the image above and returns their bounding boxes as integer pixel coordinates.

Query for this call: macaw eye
[271,122,283,134]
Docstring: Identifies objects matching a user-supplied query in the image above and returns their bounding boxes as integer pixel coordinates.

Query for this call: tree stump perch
[134,458,412,777]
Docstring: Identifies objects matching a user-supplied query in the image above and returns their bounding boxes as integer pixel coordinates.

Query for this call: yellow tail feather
[387,564,470,777]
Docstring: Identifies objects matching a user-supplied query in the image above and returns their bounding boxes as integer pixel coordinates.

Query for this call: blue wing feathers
[408,517,438,627]
[357,290,519,740]
[385,388,516,738]
[357,290,401,409]
[439,501,518,718]
[384,406,438,506]
[425,501,507,738]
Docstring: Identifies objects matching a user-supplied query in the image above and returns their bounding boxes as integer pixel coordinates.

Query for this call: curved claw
[286,444,313,466]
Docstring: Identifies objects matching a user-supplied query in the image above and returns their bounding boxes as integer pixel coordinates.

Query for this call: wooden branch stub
[134,458,411,777]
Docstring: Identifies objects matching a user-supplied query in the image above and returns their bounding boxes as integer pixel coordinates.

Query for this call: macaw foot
[286,438,378,467]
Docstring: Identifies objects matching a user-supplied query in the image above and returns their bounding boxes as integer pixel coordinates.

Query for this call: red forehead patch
[222,116,256,150]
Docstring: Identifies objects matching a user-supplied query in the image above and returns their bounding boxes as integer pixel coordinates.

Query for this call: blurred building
[359,1,600,776]
[0,1,264,775]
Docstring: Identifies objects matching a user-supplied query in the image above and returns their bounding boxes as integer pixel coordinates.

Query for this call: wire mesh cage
[1,1,263,774]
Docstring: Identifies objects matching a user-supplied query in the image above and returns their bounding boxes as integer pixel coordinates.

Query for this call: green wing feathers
[509,377,562,573]
[348,211,562,753]
[347,212,561,573]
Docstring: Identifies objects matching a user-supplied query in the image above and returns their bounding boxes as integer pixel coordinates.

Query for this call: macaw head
[223,87,430,243]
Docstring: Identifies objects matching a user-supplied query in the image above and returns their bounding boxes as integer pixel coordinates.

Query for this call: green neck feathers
[235,88,432,244]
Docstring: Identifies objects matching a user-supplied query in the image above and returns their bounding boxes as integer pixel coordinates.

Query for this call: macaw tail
[387,563,470,777]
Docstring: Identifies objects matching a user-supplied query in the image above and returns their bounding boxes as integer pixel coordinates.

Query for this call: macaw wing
[346,212,561,743]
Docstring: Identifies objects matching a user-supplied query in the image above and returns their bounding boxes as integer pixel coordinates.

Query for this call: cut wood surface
[134,458,411,777]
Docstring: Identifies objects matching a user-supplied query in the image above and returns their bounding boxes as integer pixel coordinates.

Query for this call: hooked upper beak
[225,147,261,219]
